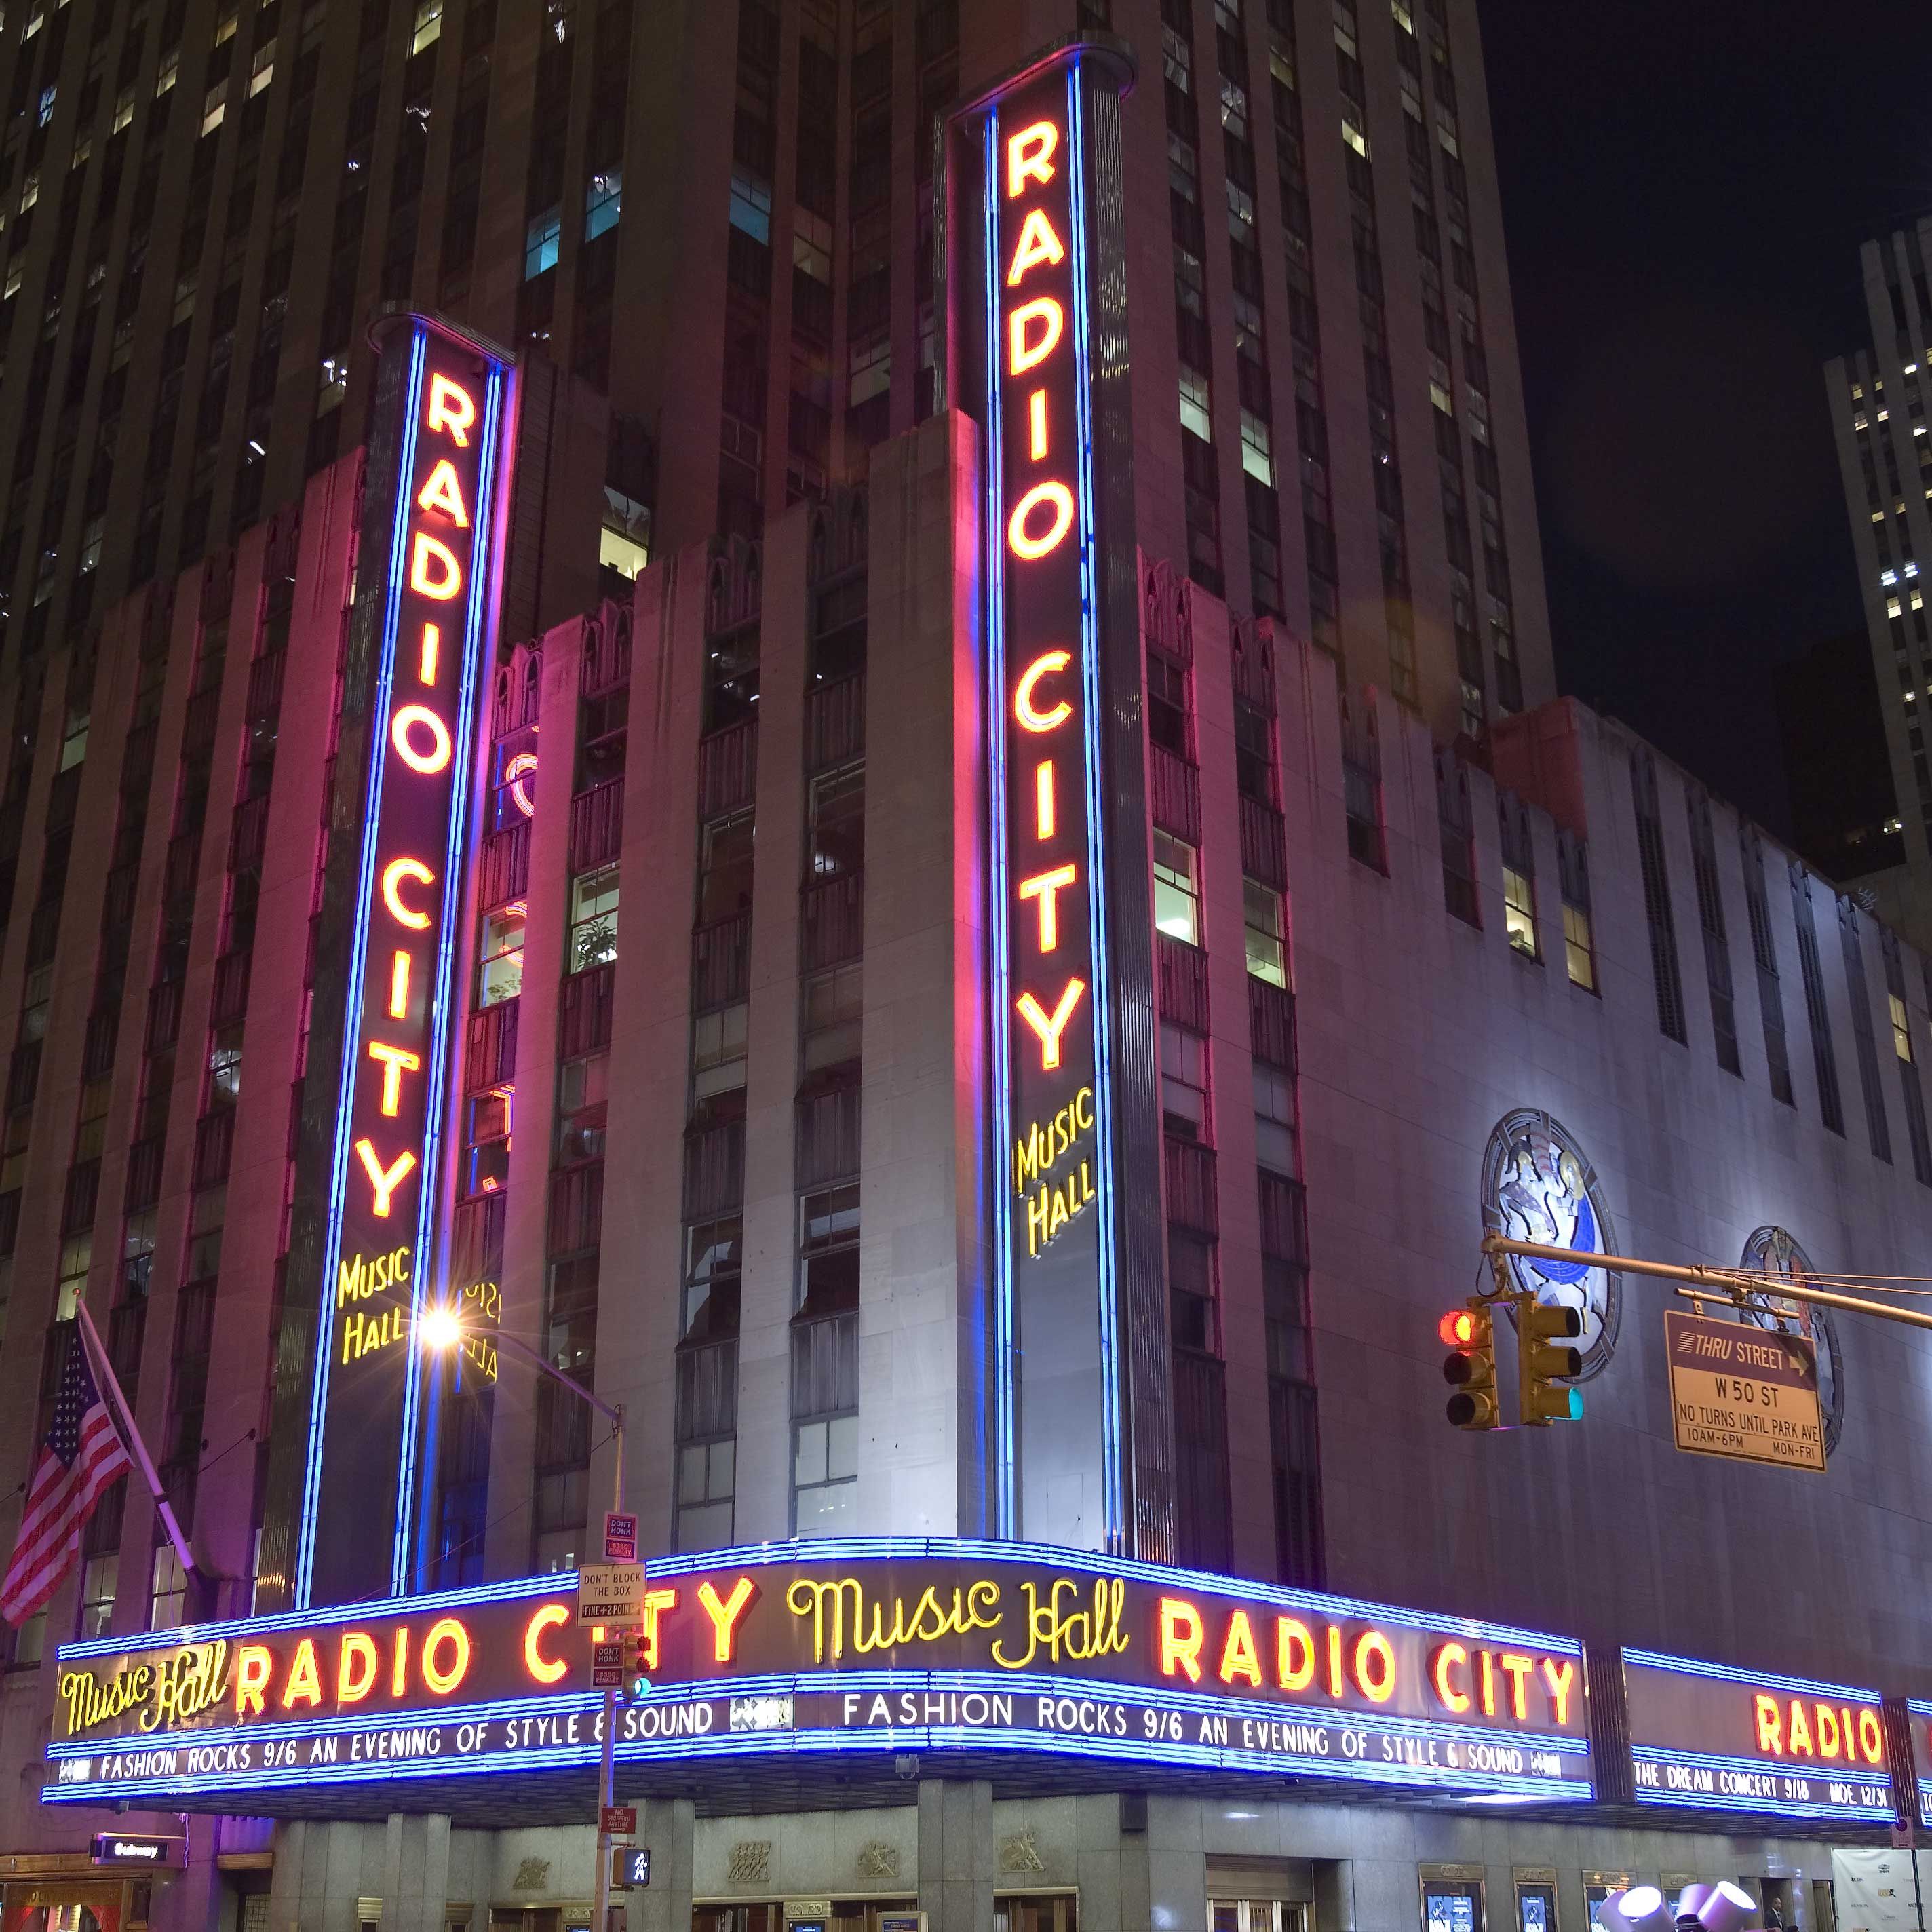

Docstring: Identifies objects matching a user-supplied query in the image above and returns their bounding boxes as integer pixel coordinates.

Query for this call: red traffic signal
[1442,1301,1499,1430]
[1439,1307,1480,1348]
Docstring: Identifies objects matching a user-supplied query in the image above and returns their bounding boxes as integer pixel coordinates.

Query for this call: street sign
[603,1511,638,1562]
[600,1804,637,1836]
[576,1562,644,1625]
[612,1847,651,1887]
[1665,1310,1825,1471]
[591,1663,625,1688]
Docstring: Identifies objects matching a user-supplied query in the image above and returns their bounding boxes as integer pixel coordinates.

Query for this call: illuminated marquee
[956,35,1162,1553]
[1621,1647,1895,1822]
[43,1541,1590,1809]
[296,317,514,1606]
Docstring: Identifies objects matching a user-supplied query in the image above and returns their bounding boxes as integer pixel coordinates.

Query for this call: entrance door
[993,1899,1077,1932]
[1212,1902,1312,1932]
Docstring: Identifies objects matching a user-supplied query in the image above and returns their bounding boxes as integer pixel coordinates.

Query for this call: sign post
[1664,1310,1824,1471]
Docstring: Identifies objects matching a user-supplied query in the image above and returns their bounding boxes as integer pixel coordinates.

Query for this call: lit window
[410,0,443,52]
[1,263,18,301]
[149,1543,186,1631]
[1883,568,1899,586]
[727,168,771,243]
[568,865,619,971]
[213,5,239,44]
[1502,864,1538,958]
[79,1551,117,1638]
[793,211,832,284]
[317,354,348,412]
[206,1023,244,1109]
[56,1234,90,1320]
[524,207,560,279]
[1889,596,1904,619]
[1563,901,1596,992]
[584,167,621,242]
[200,81,225,136]
[112,85,134,131]
[1892,992,1914,1064]
[1853,382,1866,398]
[1879,408,1891,421]
[1254,1060,1296,1175]
[37,84,56,128]
[600,522,646,581]
[155,47,178,94]
[1240,409,1274,485]
[1220,76,1248,136]
[22,6,43,38]
[600,486,649,581]
[1153,830,1200,944]
[1178,365,1212,441]
[248,41,274,95]
[478,902,526,1006]
[1341,120,1370,158]
[1855,414,1869,431]
[1430,379,1454,414]
[1243,876,1287,985]
[1160,1020,1210,1140]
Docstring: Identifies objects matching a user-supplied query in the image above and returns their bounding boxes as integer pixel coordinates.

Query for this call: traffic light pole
[1480,1233,1932,1333]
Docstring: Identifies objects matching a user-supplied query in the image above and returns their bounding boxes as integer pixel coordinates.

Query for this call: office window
[802,963,862,1070]
[568,866,618,971]
[1240,409,1273,485]
[728,168,771,243]
[798,1182,859,1316]
[1893,992,1914,1062]
[56,1235,90,1321]
[1254,1061,1296,1176]
[682,1218,741,1340]
[79,1552,117,1638]
[410,0,443,52]
[1161,1021,1210,1142]
[1243,878,1287,985]
[792,1414,857,1535]
[691,1002,748,1100]
[1562,902,1595,991]
[524,207,561,279]
[585,168,621,242]
[1179,365,1212,440]
[206,1023,243,1108]
[1631,753,1686,1043]
[149,1541,186,1630]
[122,1211,158,1300]
[676,1437,735,1549]
[1153,830,1199,944]
[1502,866,1537,958]
[478,902,525,1005]
[463,1088,510,1195]
[556,1051,607,1165]
[1168,1226,1217,1353]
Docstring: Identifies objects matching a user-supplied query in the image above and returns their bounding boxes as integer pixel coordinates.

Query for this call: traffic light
[1440,1302,1499,1429]
[1518,1295,1584,1425]
[630,1629,652,1698]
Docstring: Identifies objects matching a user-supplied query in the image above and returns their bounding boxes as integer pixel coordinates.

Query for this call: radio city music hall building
[5,5,1932,1932]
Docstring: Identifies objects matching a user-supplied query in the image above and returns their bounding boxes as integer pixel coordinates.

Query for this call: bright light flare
[419,1304,466,1353]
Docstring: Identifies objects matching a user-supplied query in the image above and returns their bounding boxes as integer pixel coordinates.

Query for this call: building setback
[1,6,1932,1932]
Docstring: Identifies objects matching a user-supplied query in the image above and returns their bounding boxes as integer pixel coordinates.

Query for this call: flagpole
[73,1298,201,1596]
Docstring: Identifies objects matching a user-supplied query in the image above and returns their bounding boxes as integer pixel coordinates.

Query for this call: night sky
[1481,0,1932,836]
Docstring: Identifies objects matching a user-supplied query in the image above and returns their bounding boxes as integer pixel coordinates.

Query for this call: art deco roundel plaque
[1480,1110,1621,1381]
[1739,1226,1845,1455]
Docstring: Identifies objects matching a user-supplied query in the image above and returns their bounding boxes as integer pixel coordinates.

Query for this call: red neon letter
[417,622,441,686]
[1009,481,1075,560]
[1035,760,1056,838]
[235,1644,272,1717]
[523,1603,571,1685]
[409,531,463,600]
[1787,1699,1814,1756]
[1018,864,1078,952]
[1276,1617,1316,1690]
[368,1041,422,1117]
[1431,1641,1470,1714]
[416,457,471,527]
[1007,120,1058,197]
[1860,1708,1885,1765]
[1159,1597,1203,1682]
[1014,651,1074,733]
[1353,1629,1397,1705]
[392,702,453,774]
[1499,1652,1534,1721]
[355,1139,418,1216]
[1541,1656,1576,1726]
[389,950,412,1020]
[1008,297,1064,377]
[422,1617,471,1695]
[426,373,476,445]
[697,1577,758,1662]
[1006,208,1066,286]
[391,1627,410,1696]
[338,1631,379,1705]
[506,752,537,817]
[1217,1610,1264,1687]
[1016,978,1085,1070]
[1029,390,1048,461]
[382,857,436,929]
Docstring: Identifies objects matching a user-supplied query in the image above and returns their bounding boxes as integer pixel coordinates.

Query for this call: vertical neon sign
[960,40,1159,1556]
[294,317,514,1608]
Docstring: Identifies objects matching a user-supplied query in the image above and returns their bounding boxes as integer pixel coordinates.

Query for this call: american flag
[1,1328,132,1626]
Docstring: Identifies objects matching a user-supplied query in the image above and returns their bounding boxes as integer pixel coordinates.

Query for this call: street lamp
[419,1301,627,1932]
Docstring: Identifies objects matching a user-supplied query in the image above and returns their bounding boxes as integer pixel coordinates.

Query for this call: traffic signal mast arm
[1479,1233,1932,1334]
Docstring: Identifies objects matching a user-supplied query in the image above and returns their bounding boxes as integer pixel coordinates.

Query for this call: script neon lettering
[697,1577,758,1663]
[337,1631,379,1705]
[382,857,436,929]
[391,703,453,774]
[522,1604,571,1685]
[1014,651,1074,732]
[1016,978,1085,1070]
[355,1139,418,1216]
[426,373,476,445]
[1008,480,1074,560]
[1007,119,1057,195]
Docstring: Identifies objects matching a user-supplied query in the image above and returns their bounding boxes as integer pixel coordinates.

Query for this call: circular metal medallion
[1738,1226,1844,1455]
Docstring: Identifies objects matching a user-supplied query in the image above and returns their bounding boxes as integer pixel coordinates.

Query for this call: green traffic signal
[1518,1296,1584,1426]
